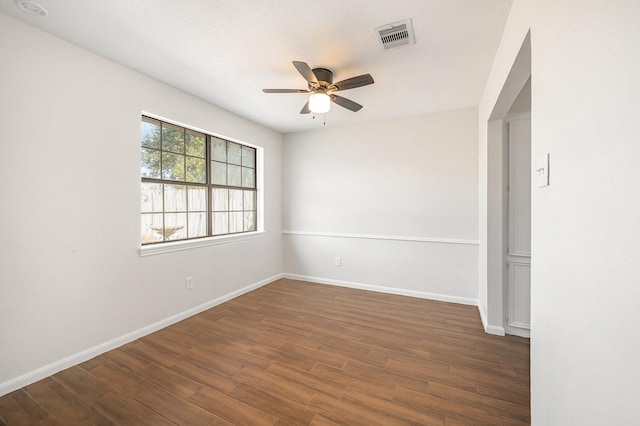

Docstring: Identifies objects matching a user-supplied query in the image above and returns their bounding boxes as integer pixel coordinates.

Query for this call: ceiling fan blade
[330,94,363,112]
[300,100,311,114]
[331,74,374,91]
[263,89,310,93]
[292,61,318,84]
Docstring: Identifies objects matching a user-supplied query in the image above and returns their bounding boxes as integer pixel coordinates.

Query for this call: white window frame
[138,113,264,257]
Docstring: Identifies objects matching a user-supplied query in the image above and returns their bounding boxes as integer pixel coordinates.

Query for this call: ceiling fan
[263,61,374,114]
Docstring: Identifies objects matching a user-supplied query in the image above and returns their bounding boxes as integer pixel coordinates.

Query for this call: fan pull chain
[311,113,326,125]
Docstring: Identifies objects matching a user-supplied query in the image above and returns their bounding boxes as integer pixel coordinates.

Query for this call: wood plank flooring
[0,278,530,425]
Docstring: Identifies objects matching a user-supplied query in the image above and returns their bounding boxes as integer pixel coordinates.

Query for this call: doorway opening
[486,31,531,337]
[503,81,531,337]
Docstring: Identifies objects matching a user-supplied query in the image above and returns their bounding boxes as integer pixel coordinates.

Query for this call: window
[140,116,257,245]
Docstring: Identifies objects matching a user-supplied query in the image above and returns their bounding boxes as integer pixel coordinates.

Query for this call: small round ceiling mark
[15,0,48,16]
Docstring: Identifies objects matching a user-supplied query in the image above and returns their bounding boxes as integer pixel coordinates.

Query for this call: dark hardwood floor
[0,278,530,425]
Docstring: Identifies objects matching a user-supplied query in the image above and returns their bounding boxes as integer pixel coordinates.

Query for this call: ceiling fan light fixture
[309,93,331,114]
[263,61,371,115]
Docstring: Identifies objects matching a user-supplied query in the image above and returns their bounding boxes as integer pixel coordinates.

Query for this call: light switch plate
[535,153,550,188]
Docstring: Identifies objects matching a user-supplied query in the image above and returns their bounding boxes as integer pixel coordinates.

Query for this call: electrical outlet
[185,276,193,290]
[335,257,341,267]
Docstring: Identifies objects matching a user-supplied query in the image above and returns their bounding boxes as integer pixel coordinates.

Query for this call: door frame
[484,31,531,335]
[504,116,531,338]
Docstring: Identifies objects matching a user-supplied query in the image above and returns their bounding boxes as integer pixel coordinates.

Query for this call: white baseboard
[0,273,282,397]
[505,325,530,338]
[477,303,506,336]
[283,273,478,306]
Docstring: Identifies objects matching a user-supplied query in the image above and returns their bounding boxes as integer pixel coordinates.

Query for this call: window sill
[139,231,265,257]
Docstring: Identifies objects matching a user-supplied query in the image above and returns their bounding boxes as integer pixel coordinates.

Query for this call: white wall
[479,1,640,423]
[0,13,283,393]
[283,108,479,303]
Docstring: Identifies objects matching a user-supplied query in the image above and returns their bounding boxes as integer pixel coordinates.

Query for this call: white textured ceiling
[0,0,512,133]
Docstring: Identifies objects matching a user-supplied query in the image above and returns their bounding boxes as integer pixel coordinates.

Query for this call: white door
[506,119,531,337]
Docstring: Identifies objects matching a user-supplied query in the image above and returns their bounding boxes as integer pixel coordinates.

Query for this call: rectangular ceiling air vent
[375,19,415,50]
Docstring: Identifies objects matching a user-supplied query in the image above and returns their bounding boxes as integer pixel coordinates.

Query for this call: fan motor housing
[312,68,333,87]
